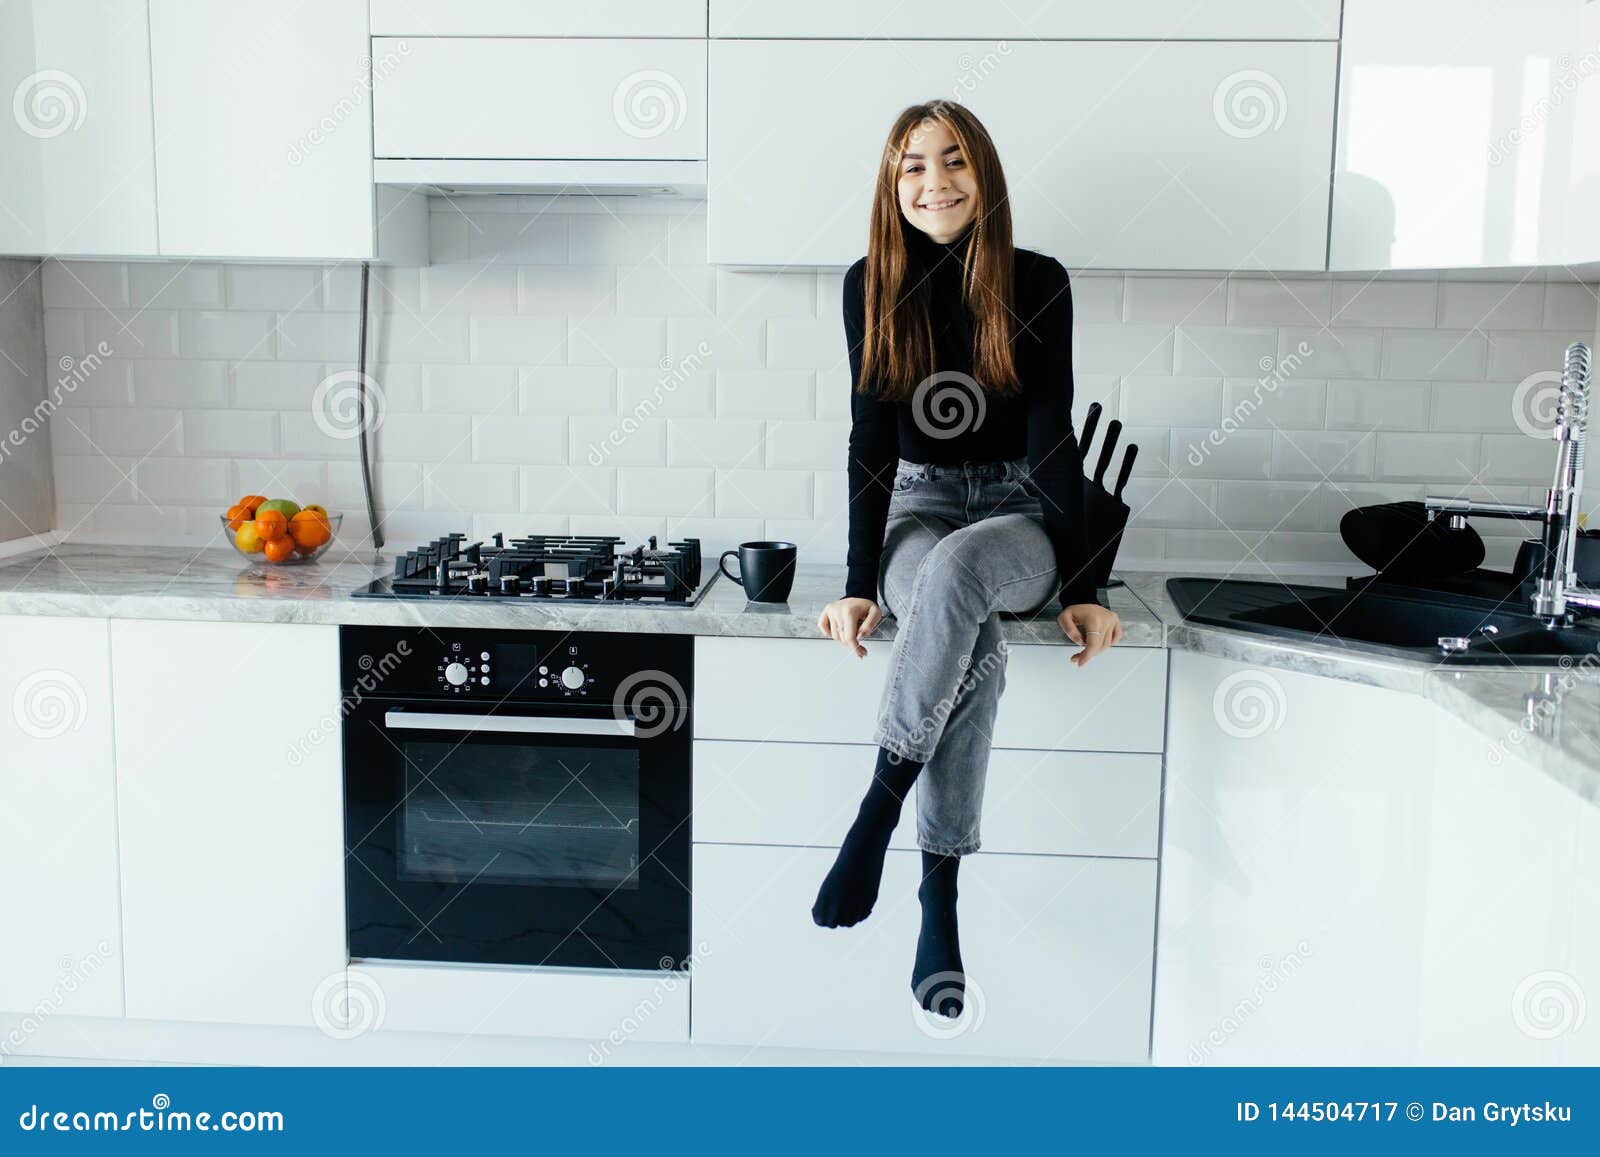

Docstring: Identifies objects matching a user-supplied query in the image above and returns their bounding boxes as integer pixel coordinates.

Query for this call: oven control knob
[560,665,586,690]
[444,661,470,686]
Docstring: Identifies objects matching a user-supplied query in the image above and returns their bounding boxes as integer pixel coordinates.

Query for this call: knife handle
[1078,402,1102,459]
[1093,419,1121,486]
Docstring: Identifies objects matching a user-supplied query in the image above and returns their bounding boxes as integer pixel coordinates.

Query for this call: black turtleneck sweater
[842,227,1099,610]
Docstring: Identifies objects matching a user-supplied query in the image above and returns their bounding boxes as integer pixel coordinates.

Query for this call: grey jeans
[874,458,1059,856]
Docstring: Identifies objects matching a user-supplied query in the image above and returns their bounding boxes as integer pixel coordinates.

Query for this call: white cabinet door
[374,38,707,161]
[0,0,157,256]
[711,0,1340,40]
[692,843,1155,1060]
[148,0,376,258]
[0,616,122,1020]
[709,40,1336,269]
[1331,0,1597,269]
[111,620,345,1027]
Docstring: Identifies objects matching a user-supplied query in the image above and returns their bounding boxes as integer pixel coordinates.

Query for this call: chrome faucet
[1425,341,1597,627]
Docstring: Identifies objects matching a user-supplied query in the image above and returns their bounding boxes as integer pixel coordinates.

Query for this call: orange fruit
[238,494,266,515]
[254,510,288,540]
[262,535,295,563]
[289,510,331,549]
[225,503,251,531]
[302,503,328,519]
[233,523,265,553]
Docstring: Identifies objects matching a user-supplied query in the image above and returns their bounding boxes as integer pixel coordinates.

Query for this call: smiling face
[895,116,980,244]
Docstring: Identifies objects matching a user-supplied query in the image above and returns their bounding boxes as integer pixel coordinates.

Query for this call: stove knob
[560,666,585,690]
[466,573,488,594]
[444,662,470,686]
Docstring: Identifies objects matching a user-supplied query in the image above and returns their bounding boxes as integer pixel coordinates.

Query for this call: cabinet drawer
[374,38,706,160]
[347,962,688,1043]
[372,0,707,37]
[694,637,1166,752]
[695,740,1160,857]
[691,843,1154,1060]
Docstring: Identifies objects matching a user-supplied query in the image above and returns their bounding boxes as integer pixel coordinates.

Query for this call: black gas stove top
[352,533,713,606]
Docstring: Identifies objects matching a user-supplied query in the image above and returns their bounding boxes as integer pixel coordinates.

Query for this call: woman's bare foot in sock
[910,849,965,1017]
[812,748,925,928]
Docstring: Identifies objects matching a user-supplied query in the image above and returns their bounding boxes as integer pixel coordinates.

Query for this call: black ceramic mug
[719,540,797,603]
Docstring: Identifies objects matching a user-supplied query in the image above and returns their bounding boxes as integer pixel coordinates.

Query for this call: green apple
[256,498,301,519]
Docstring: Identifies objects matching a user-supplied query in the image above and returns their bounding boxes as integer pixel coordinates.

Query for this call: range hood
[373,159,706,199]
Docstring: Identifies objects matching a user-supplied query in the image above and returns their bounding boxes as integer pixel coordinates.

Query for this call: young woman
[812,100,1123,1019]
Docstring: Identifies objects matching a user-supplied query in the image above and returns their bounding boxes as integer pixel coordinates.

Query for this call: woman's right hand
[818,597,883,659]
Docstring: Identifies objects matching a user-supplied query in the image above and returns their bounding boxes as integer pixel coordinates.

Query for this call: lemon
[233,523,266,553]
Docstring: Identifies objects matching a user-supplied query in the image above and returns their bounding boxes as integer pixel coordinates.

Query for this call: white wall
[37,197,1600,571]
[0,258,55,544]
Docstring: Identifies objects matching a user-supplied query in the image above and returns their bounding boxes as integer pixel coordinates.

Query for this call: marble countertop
[0,542,1593,804]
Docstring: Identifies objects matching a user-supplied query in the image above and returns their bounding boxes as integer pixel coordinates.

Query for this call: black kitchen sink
[1167,577,1600,666]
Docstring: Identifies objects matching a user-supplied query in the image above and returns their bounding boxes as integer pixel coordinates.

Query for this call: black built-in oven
[340,625,692,971]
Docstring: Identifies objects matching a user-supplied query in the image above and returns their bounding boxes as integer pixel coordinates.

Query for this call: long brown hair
[859,100,1019,400]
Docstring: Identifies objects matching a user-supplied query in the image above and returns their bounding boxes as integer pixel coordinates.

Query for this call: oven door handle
[383,710,637,738]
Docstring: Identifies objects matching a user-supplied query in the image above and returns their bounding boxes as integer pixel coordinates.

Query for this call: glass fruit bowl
[221,511,342,565]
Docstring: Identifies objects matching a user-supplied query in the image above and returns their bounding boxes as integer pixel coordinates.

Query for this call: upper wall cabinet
[373,38,706,161]
[708,40,1337,269]
[710,0,1340,40]
[372,0,706,37]
[1332,0,1600,270]
[148,0,382,259]
[0,0,158,256]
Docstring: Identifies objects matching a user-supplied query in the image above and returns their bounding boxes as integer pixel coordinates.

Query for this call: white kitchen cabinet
[1154,649,1592,1065]
[1331,0,1599,270]
[711,0,1340,40]
[695,740,1160,857]
[708,39,1336,269]
[694,637,1165,752]
[371,0,707,37]
[0,0,157,256]
[373,38,707,162]
[0,616,123,1021]
[110,619,345,1027]
[147,0,383,259]
[692,843,1155,1060]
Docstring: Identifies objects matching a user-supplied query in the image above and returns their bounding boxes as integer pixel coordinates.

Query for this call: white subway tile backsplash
[1382,329,1486,379]
[1330,280,1438,328]
[468,316,564,364]
[1122,277,1226,325]
[37,200,1600,565]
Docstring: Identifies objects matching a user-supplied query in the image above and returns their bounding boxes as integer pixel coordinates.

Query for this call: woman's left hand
[1057,603,1122,667]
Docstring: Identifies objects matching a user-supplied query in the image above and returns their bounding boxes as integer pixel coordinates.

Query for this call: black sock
[911,849,965,1018]
[811,747,925,928]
